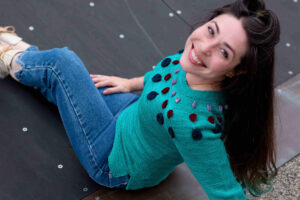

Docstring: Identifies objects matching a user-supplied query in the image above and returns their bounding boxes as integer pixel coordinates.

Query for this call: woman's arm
[128,76,144,92]
[172,131,247,200]
[90,74,144,94]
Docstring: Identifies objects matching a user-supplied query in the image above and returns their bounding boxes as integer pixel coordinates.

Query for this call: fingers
[90,74,108,84]
[102,88,118,95]
[91,77,105,83]
[89,74,125,95]
[95,80,114,88]
[90,74,109,79]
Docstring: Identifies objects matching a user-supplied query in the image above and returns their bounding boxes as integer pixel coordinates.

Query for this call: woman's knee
[52,47,76,62]
[50,47,82,70]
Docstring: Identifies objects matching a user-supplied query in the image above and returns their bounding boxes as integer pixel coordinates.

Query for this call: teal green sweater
[108,51,247,199]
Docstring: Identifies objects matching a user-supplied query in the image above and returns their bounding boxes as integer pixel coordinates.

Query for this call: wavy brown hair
[191,0,280,197]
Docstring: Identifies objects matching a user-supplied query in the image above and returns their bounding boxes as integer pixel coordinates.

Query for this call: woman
[0,0,280,199]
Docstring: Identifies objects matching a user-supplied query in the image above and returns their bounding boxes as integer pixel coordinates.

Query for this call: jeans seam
[51,66,103,174]
[18,64,103,175]
[113,182,128,188]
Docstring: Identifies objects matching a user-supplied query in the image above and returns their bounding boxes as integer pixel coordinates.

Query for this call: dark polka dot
[213,124,222,134]
[168,127,175,138]
[156,113,164,125]
[162,100,168,109]
[161,58,171,67]
[189,113,197,122]
[172,60,179,65]
[147,91,158,100]
[178,49,184,54]
[192,129,202,140]
[217,116,222,123]
[164,73,171,81]
[208,116,215,124]
[161,87,170,94]
[152,74,161,82]
[167,110,173,118]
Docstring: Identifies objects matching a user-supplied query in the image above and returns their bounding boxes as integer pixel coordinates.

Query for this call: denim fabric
[14,45,139,189]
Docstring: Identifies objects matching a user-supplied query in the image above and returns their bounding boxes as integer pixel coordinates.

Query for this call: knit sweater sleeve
[171,121,247,200]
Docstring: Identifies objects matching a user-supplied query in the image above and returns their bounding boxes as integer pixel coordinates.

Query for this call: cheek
[210,56,224,69]
[210,58,231,73]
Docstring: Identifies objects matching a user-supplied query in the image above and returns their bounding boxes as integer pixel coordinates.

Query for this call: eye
[221,49,229,59]
[208,26,214,35]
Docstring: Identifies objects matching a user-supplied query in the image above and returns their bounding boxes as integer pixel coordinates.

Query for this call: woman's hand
[90,74,131,95]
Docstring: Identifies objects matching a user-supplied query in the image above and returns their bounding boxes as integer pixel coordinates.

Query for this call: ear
[235,70,247,75]
[225,71,235,78]
[225,70,247,78]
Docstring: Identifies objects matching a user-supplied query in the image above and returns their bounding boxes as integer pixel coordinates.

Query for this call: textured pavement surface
[246,153,300,200]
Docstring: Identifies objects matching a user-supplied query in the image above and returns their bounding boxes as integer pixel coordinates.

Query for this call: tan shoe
[0,26,24,79]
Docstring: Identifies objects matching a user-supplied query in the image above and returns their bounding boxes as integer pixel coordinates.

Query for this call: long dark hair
[191,0,280,197]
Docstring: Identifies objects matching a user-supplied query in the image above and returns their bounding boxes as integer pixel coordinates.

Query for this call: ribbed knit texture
[108,52,247,199]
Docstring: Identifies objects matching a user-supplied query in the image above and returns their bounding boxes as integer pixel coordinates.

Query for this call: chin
[179,55,189,72]
[180,56,196,74]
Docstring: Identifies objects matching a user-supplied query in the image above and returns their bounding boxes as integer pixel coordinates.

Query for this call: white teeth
[191,49,203,65]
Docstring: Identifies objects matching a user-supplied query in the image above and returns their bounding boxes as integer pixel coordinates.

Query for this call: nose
[201,40,217,57]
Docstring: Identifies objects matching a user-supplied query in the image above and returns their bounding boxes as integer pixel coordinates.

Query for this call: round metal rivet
[89,2,95,7]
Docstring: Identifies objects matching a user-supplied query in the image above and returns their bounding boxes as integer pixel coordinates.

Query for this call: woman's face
[180,13,248,85]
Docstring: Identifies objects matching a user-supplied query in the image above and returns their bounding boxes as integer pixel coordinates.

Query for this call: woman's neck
[185,72,222,91]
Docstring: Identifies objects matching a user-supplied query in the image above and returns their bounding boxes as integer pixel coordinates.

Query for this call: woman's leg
[9,45,132,188]
[97,86,140,119]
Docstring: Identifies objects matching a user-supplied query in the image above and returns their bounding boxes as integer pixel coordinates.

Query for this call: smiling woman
[0,0,280,199]
[187,0,281,197]
[180,13,249,91]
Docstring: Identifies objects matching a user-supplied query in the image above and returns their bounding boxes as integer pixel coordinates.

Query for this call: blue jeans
[14,46,139,189]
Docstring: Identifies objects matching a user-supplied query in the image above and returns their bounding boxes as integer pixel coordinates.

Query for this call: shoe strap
[0,33,22,45]
[0,26,15,34]
[1,49,24,70]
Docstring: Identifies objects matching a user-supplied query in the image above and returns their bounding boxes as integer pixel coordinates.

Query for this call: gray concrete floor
[246,153,300,200]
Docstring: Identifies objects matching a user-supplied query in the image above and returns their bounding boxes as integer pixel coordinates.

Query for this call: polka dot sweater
[108,50,247,199]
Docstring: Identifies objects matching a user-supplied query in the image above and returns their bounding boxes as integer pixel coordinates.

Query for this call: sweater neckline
[177,65,227,103]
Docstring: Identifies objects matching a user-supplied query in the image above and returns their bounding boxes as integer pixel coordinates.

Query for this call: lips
[189,44,207,67]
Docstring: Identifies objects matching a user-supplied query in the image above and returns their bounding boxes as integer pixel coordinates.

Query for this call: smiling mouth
[189,44,207,68]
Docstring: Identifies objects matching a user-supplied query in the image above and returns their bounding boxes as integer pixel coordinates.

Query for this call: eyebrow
[212,20,236,58]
